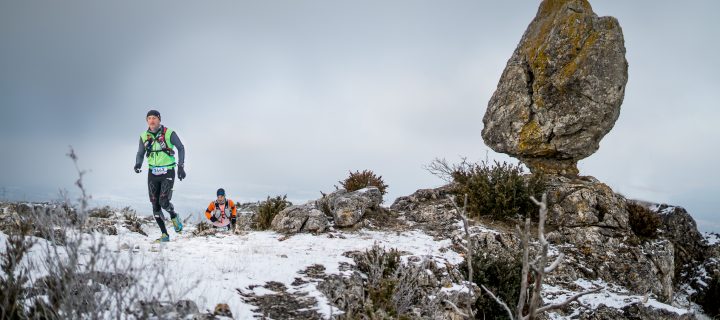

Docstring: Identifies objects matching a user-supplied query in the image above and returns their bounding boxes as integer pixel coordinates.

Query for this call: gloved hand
[178,164,186,181]
[134,164,142,173]
[231,217,237,229]
[210,216,218,222]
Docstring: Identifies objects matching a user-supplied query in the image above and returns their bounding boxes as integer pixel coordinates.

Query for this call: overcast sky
[1,0,718,232]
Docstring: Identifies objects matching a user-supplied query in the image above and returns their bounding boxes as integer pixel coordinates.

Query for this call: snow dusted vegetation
[107,225,462,318]
[2,201,712,319]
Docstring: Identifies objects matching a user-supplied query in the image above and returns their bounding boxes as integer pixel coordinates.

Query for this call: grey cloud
[1,0,719,231]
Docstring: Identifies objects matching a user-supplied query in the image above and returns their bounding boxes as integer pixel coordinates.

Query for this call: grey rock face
[547,228,675,301]
[482,0,628,175]
[234,201,261,232]
[270,202,329,234]
[390,186,457,224]
[319,187,382,227]
[317,248,472,319]
[654,204,708,279]
[134,299,199,318]
[544,175,629,229]
[577,303,696,320]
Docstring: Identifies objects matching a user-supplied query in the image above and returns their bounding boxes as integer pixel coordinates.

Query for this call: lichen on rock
[482,0,628,175]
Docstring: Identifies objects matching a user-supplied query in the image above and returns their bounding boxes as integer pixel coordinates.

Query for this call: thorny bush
[339,170,389,197]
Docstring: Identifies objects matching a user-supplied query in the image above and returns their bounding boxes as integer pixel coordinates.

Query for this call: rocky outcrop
[133,299,200,319]
[577,303,695,320]
[390,186,457,224]
[544,175,629,229]
[547,229,675,302]
[318,187,382,227]
[653,204,708,279]
[482,0,628,175]
[317,246,473,319]
[271,202,329,234]
[234,202,261,232]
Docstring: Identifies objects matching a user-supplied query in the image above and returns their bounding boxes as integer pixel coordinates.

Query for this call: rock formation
[270,202,329,234]
[482,0,628,175]
[318,187,382,227]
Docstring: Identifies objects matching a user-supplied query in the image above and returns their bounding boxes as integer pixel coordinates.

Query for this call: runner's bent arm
[170,132,185,166]
[205,202,216,220]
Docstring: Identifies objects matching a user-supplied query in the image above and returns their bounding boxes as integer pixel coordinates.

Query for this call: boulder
[482,0,628,175]
[271,202,329,234]
[390,186,457,224]
[235,201,261,232]
[319,187,382,227]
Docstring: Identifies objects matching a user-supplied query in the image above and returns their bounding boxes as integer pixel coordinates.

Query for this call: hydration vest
[140,126,176,169]
[212,200,233,219]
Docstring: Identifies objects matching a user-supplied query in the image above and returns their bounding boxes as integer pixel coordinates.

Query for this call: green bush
[431,159,545,220]
[256,195,291,230]
[339,170,388,197]
[460,251,523,320]
[627,201,661,238]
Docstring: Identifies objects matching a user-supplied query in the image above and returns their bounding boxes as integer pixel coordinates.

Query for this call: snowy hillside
[2,201,712,319]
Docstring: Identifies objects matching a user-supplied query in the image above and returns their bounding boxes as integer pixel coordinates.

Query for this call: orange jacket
[205,199,237,220]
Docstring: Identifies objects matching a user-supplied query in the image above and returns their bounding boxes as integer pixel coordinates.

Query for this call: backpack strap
[144,133,154,158]
[145,127,175,157]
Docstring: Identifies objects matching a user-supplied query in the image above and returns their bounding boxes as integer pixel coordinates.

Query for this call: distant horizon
[2,1,718,234]
[3,168,718,234]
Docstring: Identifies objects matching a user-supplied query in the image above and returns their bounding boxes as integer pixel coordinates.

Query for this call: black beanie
[217,188,225,196]
[146,110,161,120]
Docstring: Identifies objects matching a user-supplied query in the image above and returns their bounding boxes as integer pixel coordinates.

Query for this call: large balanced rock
[482,0,628,175]
[271,202,329,234]
[318,187,382,227]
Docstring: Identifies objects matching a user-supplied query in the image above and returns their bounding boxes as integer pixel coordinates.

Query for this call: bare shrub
[0,219,35,319]
[482,194,602,320]
[89,205,114,218]
[121,206,148,236]
[1,147,199,318]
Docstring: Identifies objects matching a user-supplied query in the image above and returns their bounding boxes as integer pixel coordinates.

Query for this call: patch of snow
[704,232,720,246]
[1,226,463,319]
[440,282,472,294]
[544,278,691,318]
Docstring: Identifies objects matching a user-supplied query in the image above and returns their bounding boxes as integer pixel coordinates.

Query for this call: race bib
[151,167,168,175]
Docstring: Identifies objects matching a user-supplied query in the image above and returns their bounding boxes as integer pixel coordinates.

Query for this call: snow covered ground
[1,210,706,319]
[1,221,464,319]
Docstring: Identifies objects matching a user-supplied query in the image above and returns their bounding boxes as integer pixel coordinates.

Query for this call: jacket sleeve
[170,131,185,166]
[230,200,237,217]
[205,202,215,220]
[135,138,145,166]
